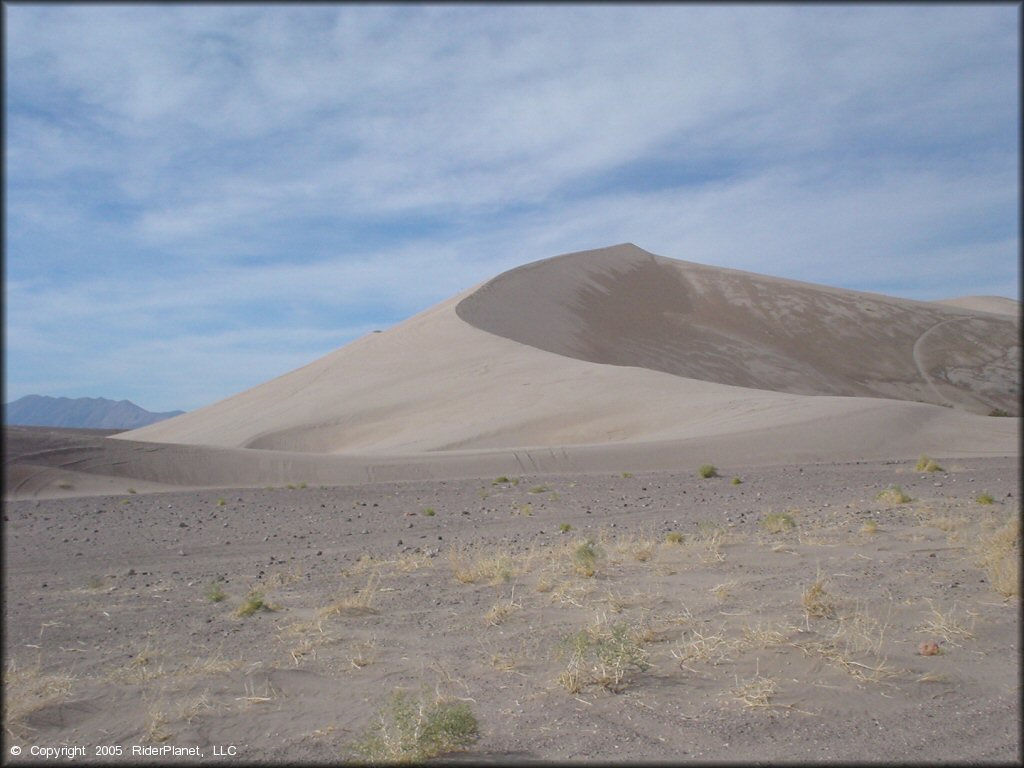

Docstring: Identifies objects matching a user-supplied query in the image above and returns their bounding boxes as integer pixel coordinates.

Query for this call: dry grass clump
[570,539,605,577]
[558,616,651,693]
[236,590,275,617]
[975,492,995,505]
[349,688,479,763]
[802,573,836,620]
[728,668,778,709]
[448,545,516,585]
[916,454,943,472]
[484,587,522,626]
[860,519,879,534]
[664,531,685,545]
[321,572,379,617]
[698,464,719,479]
[761,511,796,533]
[976,514,1020,597]
[671,626,741,670]
[876,486,912,505]
[918,600,976,646]
[3,660,76,738]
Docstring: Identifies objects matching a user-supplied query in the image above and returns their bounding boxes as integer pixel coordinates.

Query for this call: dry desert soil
[3,449,1020,764]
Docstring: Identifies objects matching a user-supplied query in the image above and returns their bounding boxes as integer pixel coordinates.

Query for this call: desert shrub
[989,408,1010,417]
[492,476,511,485]
[860,519,879,534]
[731,476,743,485]
[558,619,650,693]
[876,486,911,505]
[664,531,685,545]
[802,576,835,619]
[350,689,479,762]
[698,464,718,479]
[977,515,1020,597]
[559,523,572,533]
[236,591,272,617]
[915,454,943,472]
[570,539,604,577]
[976,492,995,505]
[449,546,515,584]
[204,579,226,603]
[761,511,796,533]
[423,508,436,516]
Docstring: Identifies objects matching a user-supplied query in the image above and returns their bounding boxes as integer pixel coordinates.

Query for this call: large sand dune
[6,244,1018,497]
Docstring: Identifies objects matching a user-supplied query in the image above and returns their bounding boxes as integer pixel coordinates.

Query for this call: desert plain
[3,244,1021,763]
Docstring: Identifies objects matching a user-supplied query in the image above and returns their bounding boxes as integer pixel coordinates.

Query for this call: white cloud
[5,4,1018,411]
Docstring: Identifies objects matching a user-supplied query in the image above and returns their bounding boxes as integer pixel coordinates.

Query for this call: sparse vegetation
[350,688,479,763]
[492,476,511,485]
[622,472,633,478]
[664,531,685,545]
[989,408,1010,417]
[975,492,995,505]
[698,464,718,479]
[216,498,226,507]
[558,618,651,693]
[860,519,879,534]
[731,476,742,485]
[570,539,604,577]
[558,523,572,533]
[321,573,379,617]
[449,545,515,585]
[802,573,836,620]
[761,511,796,533]
[204,579,227,603]
[976,514,1020,597]
[236,591,273,617]
[916,454,943,472]
[423,508,436,516]
[528,485,549,494]
[876,486,912,505]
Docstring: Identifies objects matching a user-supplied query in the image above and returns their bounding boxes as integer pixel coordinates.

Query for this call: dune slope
[113,245,1018,467]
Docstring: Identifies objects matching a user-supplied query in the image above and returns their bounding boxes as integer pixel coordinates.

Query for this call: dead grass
[802,572,836,621]
[918,599,976,647]
[976,514,1020,597]
[449,545,516,585]
[321,572,380,617]
[3,659,76,738]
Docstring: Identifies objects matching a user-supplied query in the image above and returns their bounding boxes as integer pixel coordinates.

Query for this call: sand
[3,244,1019,762]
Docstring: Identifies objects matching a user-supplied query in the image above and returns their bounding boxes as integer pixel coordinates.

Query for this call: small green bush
[492,476,511,485]
[731,476,743,485]
[236,591,272,617]
[698,464,718,479]
[976,492,995,505]
[423,508,436,517]
[761,512,796,533]
[559,523,572,533]
[664,531,685,545]
[558,620,651,693]
[915,454,943,472]
[350,689,479,762]
[571,539,604,577]
[205,579,227,603]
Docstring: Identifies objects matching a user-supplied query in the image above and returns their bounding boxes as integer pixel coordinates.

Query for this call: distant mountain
[4,395,185,430]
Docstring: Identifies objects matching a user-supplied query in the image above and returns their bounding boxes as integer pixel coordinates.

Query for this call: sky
[4,4,1019,414]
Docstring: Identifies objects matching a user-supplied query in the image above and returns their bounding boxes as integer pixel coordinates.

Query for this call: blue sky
[5,4,1019,413]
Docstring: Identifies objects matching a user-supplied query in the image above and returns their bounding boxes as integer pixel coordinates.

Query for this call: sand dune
[120,244,1018,452]
[7,244,1018,498]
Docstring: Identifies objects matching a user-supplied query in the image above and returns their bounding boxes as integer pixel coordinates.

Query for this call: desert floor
[3,455,1020,764]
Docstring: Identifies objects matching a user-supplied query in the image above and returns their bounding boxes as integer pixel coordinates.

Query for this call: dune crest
[455,244,1019,413]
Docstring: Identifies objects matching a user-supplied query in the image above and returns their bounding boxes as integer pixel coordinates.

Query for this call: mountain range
[4,395,184,430]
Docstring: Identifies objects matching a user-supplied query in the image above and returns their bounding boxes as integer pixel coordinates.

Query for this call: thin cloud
[5,4,1018,411]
